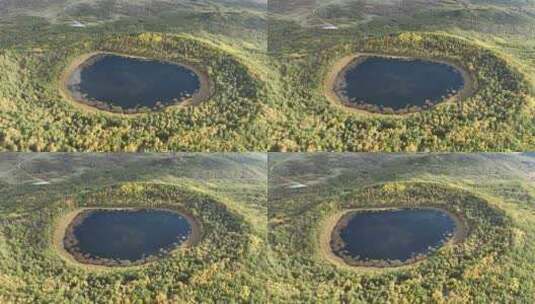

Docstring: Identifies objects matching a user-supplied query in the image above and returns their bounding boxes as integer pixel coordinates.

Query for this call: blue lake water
[68,54,201,110]
[72,209,192,261]
[332,208,457,263]
[338,57,465,110]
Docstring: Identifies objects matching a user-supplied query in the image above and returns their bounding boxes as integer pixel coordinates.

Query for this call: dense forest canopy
[267,153,535,302]
[0,153,268,303]
[0,31,532,151]
[0,0,532,150]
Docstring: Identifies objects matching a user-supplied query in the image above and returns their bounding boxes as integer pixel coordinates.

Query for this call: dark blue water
[334,209,456,262]
[73,209,192,261]
[69,54,200,110]
[339,57,465,110]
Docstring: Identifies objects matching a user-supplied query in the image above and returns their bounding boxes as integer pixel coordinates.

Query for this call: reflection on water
[68,54,201,110]
[332,208,457,264]
[338,57,465,111]
[71,209,192,261]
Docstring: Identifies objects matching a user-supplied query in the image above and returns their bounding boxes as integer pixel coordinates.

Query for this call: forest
[0,152,534,303]
[0,32,270,151]
[0,1,533,151]
[0,153,268,303]
[267,153,535,302]
[268,32,534,151]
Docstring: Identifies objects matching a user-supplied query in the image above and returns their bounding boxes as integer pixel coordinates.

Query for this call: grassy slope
[0,153,268,239]
[0,0,266,48]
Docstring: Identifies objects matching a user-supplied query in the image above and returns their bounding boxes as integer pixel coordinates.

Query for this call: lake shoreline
[59,52,213,115]
[324,53,476,116]
[53,207,201,268]
[319,206,468,270]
